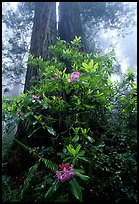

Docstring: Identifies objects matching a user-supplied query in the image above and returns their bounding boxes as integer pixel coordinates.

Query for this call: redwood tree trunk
[58,2,86,74]
[17,2,56,141]
[58,2,86,49]
[8,3,56,166]
[24,2,56,93]
[58,2,86,102]
[58,2,82,41]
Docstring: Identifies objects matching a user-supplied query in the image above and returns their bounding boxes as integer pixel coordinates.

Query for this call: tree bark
[58,2,87,103]
[7,3,57,172]
[58,2,86,50]
[24,2,56,93]
[17,2,56,142]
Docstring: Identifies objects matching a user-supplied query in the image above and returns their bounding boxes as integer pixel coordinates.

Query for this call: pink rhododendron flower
[52,76,59,80]
[68,78,72,83]
[32,94,40,100]
[59,162,70,170]
[56,163,75,182]
[56,96,60,100]
[18,112,23,117]
[68,71,81,83]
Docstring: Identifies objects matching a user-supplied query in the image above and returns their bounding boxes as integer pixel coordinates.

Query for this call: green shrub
[2,37,137,202]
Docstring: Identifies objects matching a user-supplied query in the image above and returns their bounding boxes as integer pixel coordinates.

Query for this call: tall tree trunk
[7,3,57,173]
[24,2,56,93]
[17,2,56,140]
[58,2,86,47]
[58,2,86,102]
[58,2,87,72]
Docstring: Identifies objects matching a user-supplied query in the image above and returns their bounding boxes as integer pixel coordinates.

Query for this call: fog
[91,24,137,82]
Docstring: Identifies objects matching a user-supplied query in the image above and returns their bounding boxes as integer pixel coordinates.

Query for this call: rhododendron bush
[2,37,137,202]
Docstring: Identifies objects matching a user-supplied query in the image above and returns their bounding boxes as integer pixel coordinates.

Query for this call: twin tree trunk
[24,2,85,92]
[10,2,86,162]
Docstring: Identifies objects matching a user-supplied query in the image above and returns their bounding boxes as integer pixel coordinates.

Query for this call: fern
[14,138,58,172]
[18,161,40,200]
[14,138,33,154]
[12,139,58,201]
[41,158,57,172]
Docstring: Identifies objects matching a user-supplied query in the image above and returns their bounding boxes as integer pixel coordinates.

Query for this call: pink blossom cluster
[56,96,60,100]
[32,94,40,100]
[68,71,81,83]
[52,76,59,80]
[56,163,75,182]
[18,112,23,117]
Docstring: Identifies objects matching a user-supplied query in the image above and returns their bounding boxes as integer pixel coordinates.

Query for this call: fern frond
[14,138,33,154]
[14,138,58,172]
[18,161,40,200]
[41,158,57,172]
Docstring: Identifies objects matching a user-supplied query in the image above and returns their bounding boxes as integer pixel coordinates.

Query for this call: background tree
[58,2,86,51]
[78,2,136,83]
[2,2,34,94]
[79,2,136,53]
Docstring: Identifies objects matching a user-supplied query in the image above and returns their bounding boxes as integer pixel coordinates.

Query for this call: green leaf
[43,93,48,100]
[63,157,72,162]
[77,150,85,157]
[45,179,59,200]
[19,161,40,200]
[77,98,81,105]
[82,62,90,72]
[69,178,83,202]
[73,135,79,142]
[34,115,42,121]
[66,87,72,94]
[79,75,87,81]
[75,144,81,155]
[87,136,95,143]
[78,157,90,163]
[63,68,67,73]
[2,103,6,109]
[74,168,85,174]
[94,53,99,58]
[93,63,98,72]
[75,172,90,181]
[89,59,93,67]
[47,127,56,136]
[67,144,76,156]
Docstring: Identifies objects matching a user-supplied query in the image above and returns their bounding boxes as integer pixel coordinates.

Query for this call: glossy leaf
[45,179,59,200]
[73,134,79,142]
[69,178,83,202]
[47,127,56,136]
[67,144,76,156]
[75,172,90,181]
[75,144,81,154]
